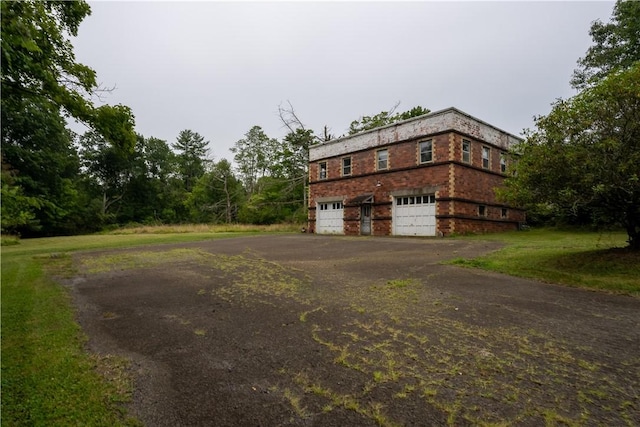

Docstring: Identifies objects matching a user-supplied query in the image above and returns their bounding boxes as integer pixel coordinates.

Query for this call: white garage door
[316,201,344,234]
[393,195,436,236]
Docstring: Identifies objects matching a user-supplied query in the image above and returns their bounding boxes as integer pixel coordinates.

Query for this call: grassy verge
[1,226,295,426]
[449,228,640,295]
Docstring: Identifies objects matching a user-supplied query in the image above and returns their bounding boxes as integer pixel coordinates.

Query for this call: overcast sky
[72,1,615,160]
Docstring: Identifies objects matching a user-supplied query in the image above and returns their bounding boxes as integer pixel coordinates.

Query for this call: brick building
[308,107,525,236]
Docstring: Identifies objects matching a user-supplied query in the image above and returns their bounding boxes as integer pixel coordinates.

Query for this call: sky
[72,1,616,161]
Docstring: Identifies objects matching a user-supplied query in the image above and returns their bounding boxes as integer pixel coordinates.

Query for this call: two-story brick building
[308,107,525,236]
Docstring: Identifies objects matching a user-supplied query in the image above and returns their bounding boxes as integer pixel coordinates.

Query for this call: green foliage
[501,65,640,249]
[231,126,279,196]
[238,176,304,224]
[1,95,84,235]
[276,128,315,180]
[172,129,210,192]
[142,136,177,181]
[93,104,137,152]
[348,105,430,135]
[501,1,640,250]
[571,0,640,89]
[0,168,39,234]
[0,0,136,148]
[186,159,244,223]
[0,0,136,236]
[79,131,135,219]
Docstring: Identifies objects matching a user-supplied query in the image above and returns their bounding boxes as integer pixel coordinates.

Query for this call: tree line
[2,0,638,249]
[0,0,428,237]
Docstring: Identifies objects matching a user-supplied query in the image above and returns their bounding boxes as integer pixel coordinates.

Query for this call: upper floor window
[500,153,507,173]
[342,157,352,176]
[319,161,327,180]
[462,139,471,163]
[418,140,433,164]
[377,149,388,170]
[482,146,490,169]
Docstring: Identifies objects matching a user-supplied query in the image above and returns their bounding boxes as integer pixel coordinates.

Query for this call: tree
[231,126,278,196]
[1,0,136,236]
[571,0,640,89]
[0,164,39,234]
[276,102,330,217]
[500,65,640,249]
[0,0,136,150]
[1,95,84,235]
[186,159,243,223]
[142,137,177,181]
[348,104,430,135]
[172,130,210,192]
[500,0,640,250]
[78,131,135,221]
[238,176,304,225]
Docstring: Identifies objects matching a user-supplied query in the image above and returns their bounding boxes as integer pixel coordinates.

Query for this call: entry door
[361,204,371,235]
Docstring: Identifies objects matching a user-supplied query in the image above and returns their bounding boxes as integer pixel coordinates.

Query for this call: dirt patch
[69,235,640,426]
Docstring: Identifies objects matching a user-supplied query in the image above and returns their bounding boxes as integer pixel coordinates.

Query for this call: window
[419,140,433,164]
[342,157,352,176]
[396,195,435,205]
[377,149,388,170]
[319,162,327,180]
[500,153,507,173]
[478,205,486,217]
[482,146,490,169]
[501,208,508,219]
[462,139,471,163]
[319,201,342,210]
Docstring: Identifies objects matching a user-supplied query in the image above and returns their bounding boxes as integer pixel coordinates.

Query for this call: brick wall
[309,130,524,236]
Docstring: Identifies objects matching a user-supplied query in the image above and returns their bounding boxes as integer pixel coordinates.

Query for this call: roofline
[317,106,523,147]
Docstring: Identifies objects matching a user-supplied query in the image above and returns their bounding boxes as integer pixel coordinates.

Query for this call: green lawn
[450,228,640,295]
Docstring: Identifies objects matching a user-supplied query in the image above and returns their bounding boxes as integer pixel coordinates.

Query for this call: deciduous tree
[571,0,640,89]
[0,0,136,150]
[501,0,640,250]
[1,0,136,235]
[231,126,278,196]
[187,159,243,223]
[78,131,134,221]
[500,65,640,249]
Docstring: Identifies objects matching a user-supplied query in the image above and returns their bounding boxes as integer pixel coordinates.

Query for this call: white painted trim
[309,107,522,162]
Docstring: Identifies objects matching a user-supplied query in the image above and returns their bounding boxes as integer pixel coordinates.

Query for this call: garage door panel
[316,201,344,234]
[393,195,436,236]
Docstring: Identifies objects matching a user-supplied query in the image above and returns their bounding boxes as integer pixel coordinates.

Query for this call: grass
[0,253,140,426]
[1,224,296,426]
[449,227,639,295]
[105,222,300,235]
